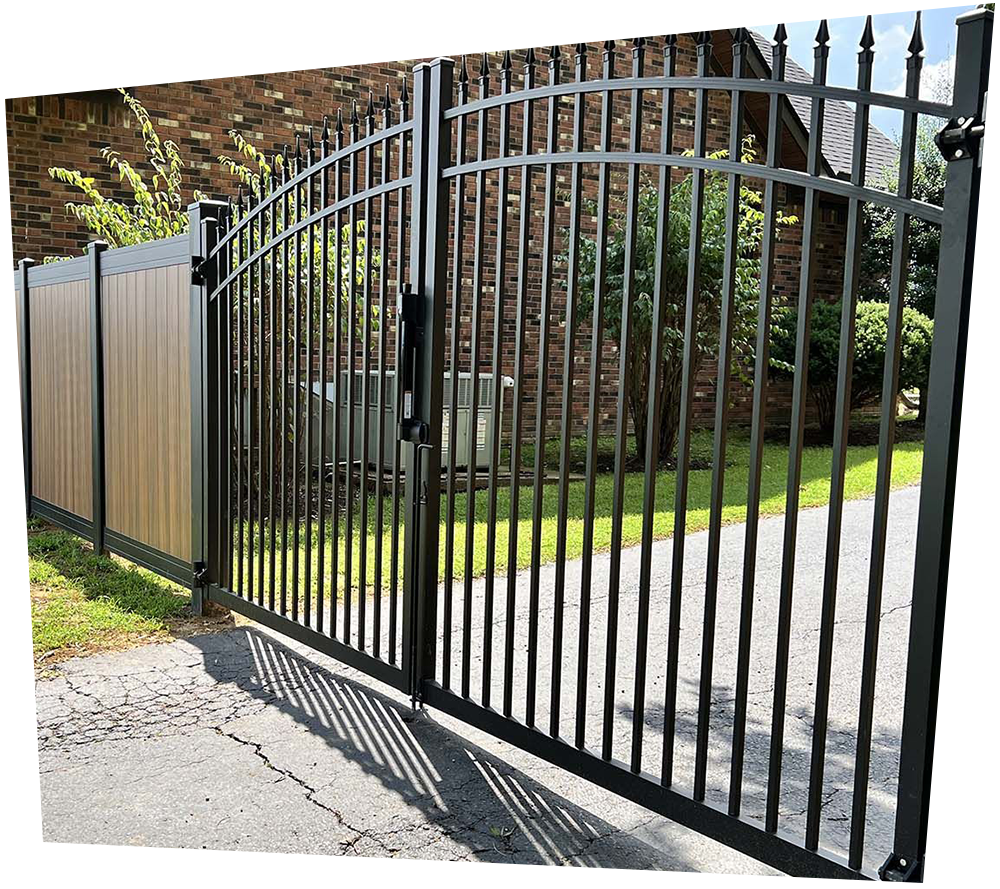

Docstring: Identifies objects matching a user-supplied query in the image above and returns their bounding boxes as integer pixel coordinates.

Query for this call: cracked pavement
[36,486,919,874]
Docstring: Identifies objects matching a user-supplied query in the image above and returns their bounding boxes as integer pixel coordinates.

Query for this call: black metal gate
[191,9,991,880]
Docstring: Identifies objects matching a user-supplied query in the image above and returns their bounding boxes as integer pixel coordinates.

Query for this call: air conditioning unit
[307,370,514,471]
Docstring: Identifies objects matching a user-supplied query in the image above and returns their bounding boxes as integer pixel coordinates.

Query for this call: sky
[751,4,970,141]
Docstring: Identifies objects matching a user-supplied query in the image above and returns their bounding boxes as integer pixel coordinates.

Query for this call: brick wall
[7,34,852,441]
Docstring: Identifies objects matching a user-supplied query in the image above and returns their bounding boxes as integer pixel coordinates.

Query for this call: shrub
[573,136,798,463]
[770,299,933,435]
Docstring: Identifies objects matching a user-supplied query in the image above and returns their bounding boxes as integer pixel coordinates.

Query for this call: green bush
[770,300,933,434]
[573,136,797,463]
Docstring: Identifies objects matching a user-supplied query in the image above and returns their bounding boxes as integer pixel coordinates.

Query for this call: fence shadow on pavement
[192,626,702,870]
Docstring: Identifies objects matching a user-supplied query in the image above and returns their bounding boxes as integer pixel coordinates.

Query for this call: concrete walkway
[36,486,919,874]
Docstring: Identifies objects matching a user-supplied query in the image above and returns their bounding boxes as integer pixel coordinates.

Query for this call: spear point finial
[860,15,875,51]
[908,11,924,57]
[774,23,788,45]
[815,19,831,47]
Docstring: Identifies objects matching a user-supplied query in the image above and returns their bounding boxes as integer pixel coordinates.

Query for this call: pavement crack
[212,727,397,854]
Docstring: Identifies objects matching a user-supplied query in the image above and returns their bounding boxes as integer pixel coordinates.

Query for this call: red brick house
[5,30,898,437]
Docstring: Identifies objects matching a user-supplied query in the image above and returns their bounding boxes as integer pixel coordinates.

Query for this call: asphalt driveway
[36,486,919,874]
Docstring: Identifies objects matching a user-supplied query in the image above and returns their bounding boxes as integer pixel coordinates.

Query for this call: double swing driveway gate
[126,8,991,882]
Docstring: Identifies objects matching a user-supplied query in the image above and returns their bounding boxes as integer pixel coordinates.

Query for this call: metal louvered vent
[305,369,513,470]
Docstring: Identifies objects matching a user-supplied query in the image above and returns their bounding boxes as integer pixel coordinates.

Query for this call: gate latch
[935,115,985,161]
[397,288,429,445]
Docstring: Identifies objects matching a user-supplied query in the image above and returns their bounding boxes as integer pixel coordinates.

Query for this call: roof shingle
[748,30,899,183]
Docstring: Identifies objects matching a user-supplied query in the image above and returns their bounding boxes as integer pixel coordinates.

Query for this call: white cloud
[887,53,954,102]
[874,23,911,55]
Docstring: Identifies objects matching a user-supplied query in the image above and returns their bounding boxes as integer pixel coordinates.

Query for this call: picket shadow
[191,626,704,870]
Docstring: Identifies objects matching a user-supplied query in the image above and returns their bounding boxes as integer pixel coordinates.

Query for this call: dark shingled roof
[748,30,899,183]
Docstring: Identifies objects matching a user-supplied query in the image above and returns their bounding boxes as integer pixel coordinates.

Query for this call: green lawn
[231,423,925,594]
[27,422,924,663]
[29,520,191,668]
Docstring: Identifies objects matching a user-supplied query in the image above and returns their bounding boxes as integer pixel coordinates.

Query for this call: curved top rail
[207,116,413,262]
[443,150,944,224]
[208,174,412,299]
[442,75,952,121]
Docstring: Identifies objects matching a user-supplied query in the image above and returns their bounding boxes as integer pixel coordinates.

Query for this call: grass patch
[230,422,925,594]
[29,523,195,669]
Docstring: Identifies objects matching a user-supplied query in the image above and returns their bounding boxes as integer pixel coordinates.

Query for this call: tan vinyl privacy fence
[14,235,195,583]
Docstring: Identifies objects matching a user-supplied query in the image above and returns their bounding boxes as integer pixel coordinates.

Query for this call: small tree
[48,90,204,249]
[47,90,378,329]
[769,300,933,436]
[574,138,797,463]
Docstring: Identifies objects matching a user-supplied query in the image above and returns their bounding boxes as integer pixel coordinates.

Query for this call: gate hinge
[878,853,921,882]
[935,115,985,161]
[190,255,206,286]
[193,561,208,585]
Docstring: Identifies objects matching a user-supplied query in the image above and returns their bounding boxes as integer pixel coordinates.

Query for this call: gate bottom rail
[206,585,410,693]
[420,682,869,880]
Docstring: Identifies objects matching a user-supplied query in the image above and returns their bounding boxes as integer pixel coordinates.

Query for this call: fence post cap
[18,257,36,268]
[956,7,992,25]
[86,240,109,253]
[186,199,230,214]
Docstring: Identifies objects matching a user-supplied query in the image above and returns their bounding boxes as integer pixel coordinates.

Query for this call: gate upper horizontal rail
[205,117,414,264]
[443,151,945,224]
[207,174,413,300]
[443,75,953,121]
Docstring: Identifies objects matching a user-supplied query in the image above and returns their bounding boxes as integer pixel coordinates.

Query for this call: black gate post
[884,8,992,882]
[405,57,453,700]
[17,257,36,516]
[87,240,108,554]
[189,199,228,614]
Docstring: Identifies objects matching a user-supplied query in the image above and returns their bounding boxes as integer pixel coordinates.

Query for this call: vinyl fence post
[17,257,36,517]
[87,241,108,554]
[189,200,228,614]
[405,57,453,702]
[884,8,992,882]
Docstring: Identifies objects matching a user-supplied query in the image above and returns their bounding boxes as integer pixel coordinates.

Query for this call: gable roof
[746,30,899,184]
